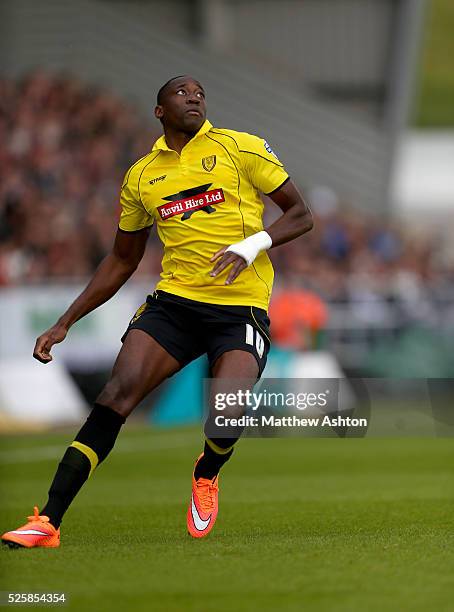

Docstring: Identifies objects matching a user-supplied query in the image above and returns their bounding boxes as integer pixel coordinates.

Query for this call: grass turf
[1,427,453,611]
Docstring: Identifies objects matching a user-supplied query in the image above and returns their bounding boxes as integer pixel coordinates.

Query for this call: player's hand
[210,246,248,285]
[33,323,68,364]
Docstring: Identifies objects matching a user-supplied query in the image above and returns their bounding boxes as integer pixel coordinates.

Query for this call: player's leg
[187,349,259,538]
[40,330,180,524]
[197,349,259,478]
[187,303,270,538]
[199,304,270,481]
[2,330,180,548]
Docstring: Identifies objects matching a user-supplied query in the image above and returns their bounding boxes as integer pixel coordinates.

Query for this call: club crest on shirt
[202,155,216,172]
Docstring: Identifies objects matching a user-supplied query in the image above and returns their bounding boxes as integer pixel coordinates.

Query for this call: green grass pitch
[1,427,453,611]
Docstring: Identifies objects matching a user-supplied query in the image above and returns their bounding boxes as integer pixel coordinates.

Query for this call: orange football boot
[2,507,60,549]
[187,454,219,538]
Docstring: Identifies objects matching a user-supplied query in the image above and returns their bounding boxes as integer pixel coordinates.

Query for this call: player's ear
[154,105,164,120]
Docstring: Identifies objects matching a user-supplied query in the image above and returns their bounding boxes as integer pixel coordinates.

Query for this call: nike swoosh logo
[10,529,49,536]
[191,495,211,531]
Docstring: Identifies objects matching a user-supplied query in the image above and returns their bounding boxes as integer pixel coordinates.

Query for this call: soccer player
[2,76,313,547]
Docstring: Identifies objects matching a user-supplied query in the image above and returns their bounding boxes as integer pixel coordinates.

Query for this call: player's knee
[96,377,138,418]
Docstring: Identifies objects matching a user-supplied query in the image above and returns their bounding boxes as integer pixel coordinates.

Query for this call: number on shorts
[245,323,265,358]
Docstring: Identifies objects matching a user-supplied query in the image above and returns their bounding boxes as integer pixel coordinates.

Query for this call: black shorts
[122,290,271,377]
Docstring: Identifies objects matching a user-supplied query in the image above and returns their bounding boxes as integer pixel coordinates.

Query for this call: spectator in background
[0,71,160,285]
[269,275,328,350]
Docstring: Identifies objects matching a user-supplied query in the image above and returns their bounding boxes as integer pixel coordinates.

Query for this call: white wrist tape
[225,231,272,266]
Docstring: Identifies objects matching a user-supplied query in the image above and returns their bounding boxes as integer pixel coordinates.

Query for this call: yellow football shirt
[119,120,289,311]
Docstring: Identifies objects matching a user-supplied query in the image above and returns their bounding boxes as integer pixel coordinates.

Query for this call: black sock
[194,438,237,480]
[41,403,125,528]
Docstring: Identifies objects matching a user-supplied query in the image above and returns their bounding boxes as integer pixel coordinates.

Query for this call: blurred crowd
[0,72,158,283]
[1,73,454,343]
[269,186,454,339]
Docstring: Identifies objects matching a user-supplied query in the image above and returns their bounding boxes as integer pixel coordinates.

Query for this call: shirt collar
[152,119,213,152]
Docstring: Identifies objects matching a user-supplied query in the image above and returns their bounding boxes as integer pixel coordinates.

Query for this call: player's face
[155,78,207,132]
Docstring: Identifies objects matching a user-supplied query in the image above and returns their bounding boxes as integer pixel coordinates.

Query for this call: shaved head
[157,75,204,105]
[157,75,186,105]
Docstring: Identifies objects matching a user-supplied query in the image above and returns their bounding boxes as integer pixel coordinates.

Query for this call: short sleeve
[239,135,290,195]
[118,168,153,232]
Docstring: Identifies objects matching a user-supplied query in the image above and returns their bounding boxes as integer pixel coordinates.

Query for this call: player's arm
[210,179,313,284]
[262,178,313,246]
[33,227,150,364]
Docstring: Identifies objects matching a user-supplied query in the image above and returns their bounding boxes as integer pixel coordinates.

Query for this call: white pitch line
[0,434,199,465]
